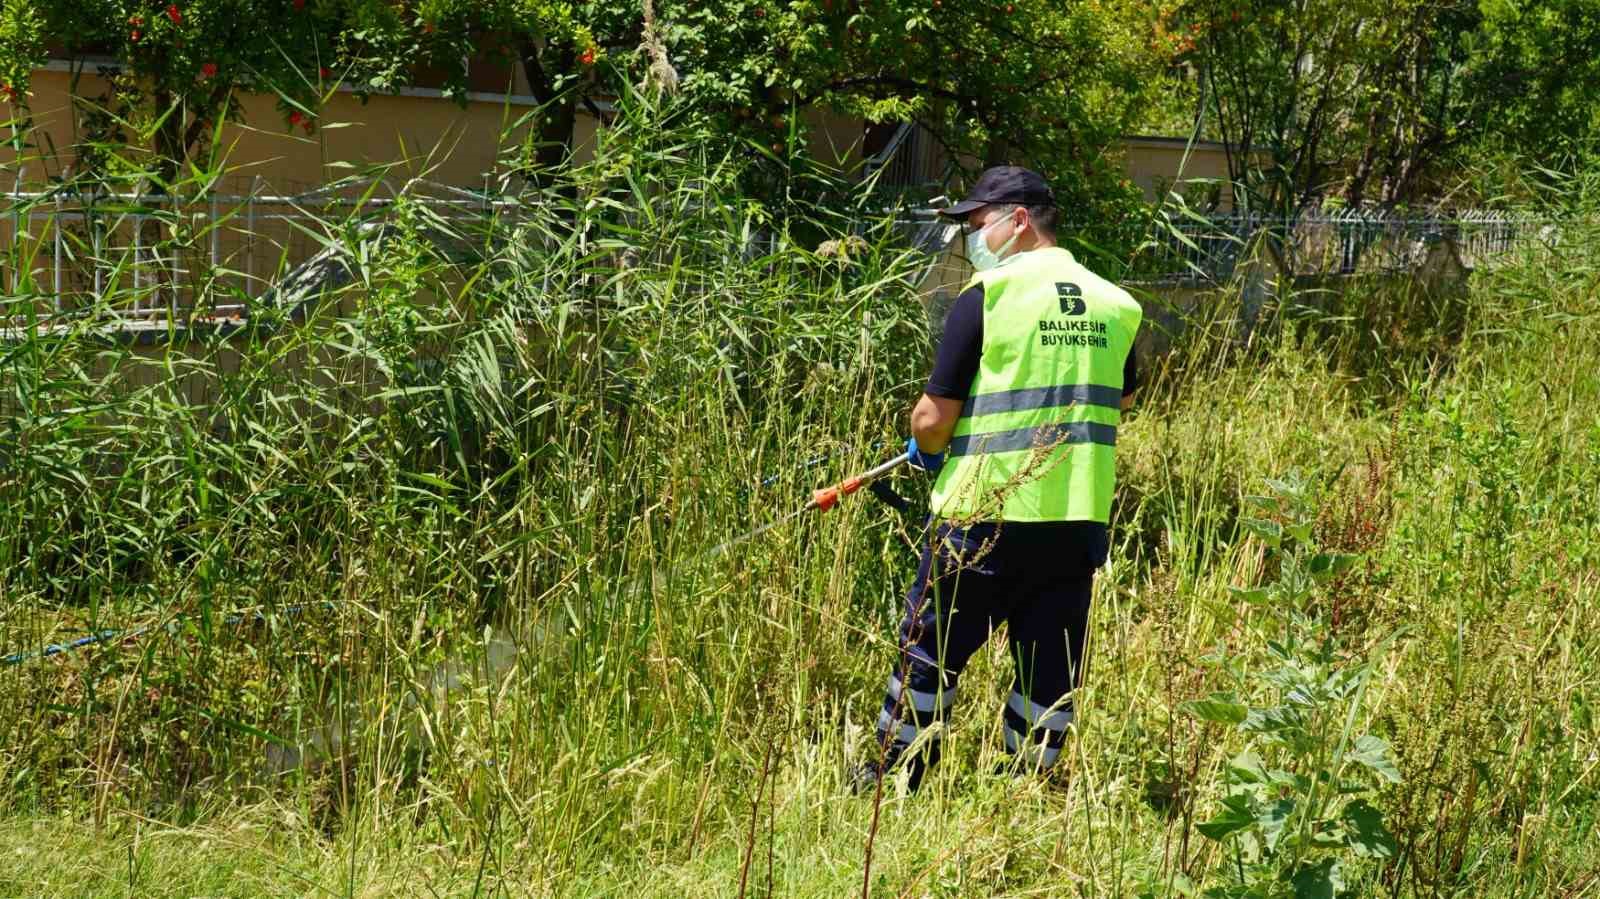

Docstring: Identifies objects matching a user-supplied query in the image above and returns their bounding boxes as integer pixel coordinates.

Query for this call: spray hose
[8,455,915,668]
[805,451,911,512]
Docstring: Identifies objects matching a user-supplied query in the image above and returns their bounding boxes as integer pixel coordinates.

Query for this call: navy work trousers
[875,519,1108,778]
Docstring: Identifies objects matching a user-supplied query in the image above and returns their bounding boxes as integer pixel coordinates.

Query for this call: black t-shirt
[924,282,1138,544]
[926,284,1139,400]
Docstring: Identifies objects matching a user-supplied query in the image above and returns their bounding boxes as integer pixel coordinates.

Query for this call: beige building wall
[805,108,869,170]
[6,64,1239,205]
[1120,136,1239,209]
[4,65,575,192]
[3,64,873,193]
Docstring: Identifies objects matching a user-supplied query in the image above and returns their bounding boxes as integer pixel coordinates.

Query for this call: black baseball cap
[938,166,1055,218]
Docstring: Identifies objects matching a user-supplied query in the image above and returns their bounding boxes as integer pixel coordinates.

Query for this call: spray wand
[10,455,917,667]
[805,451,911,512]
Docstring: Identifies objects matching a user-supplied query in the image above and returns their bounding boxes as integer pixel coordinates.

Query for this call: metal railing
[863,123,940,193]
[0,176,507,324]
[1118,208,1559,285]
[0,174,1565,325]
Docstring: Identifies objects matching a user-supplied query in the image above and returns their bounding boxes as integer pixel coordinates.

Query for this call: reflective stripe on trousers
[878,674,957,748]
[1002,689,1074,770]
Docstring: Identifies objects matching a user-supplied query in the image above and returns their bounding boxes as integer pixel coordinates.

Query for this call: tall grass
[3,88,1598,897]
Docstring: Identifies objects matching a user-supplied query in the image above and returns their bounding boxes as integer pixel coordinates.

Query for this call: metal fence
[878,205,1557,286]
[0,175,1565,323]
[0,176,508,323]
[862,123,942,194]
[1117,207,1559,285]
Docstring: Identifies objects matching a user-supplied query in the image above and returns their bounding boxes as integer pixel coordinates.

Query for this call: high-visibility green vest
[929,246,1142,523]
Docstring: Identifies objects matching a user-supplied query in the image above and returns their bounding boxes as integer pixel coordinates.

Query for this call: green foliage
[0,87,935,811]
[6,60,1600,899]
[3,0,1166,221]
[665,0,1161,196]
[1472,0,1600,162]
[1166,0,1379,211]
[6,0,1600,217]
[0,0,44,108]
[0,0,597,181]
[1165,0,1600,208]
[1186,474,1400,898]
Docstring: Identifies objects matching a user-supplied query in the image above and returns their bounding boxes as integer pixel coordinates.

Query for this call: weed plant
[2,87,1599,897]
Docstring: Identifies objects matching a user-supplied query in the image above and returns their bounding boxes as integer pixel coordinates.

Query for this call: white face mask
[964,213,1019,271]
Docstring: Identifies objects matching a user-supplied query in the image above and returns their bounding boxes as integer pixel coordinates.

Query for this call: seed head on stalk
[639,0,680,97]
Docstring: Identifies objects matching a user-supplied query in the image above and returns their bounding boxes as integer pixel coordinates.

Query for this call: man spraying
[857,166,1142,790]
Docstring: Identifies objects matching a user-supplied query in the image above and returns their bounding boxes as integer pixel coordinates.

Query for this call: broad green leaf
[1227,750,1269,784]
[1292,858,1339,899]
[1183,693,1249,725]
[1308,552,1361,580]
[1273,769,1313,791]
[1242,494,1279,513]
[1197,793,1255,841]
[1258,798,1295,852]
[1265,476,1306,500]
[1241,517,1282,548]
[1242,704,1303,733]
[1311,825,1349,848]
[1348,734,1403,784]
[1341,799,1398,858]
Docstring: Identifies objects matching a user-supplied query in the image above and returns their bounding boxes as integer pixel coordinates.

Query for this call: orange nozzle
[802,452,909,517]
[812,487,840,511]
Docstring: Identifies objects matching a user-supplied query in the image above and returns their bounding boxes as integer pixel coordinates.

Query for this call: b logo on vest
[1056,282,1086,315]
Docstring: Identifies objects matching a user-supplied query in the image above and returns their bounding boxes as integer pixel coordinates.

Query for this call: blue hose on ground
[1,603,330,668]
[7,447,910,667]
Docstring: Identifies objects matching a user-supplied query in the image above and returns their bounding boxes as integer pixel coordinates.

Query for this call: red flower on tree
[578,47,596,66]
[319,66,332,79]
[167,4,181,24]
[288,110,303,125]
[200,62,218,78]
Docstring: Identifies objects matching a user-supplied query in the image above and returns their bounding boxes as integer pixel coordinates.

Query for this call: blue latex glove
[906,436,945,474]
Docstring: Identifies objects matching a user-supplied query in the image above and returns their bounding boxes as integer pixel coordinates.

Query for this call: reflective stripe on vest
[946,420,1117,457]
[961,383,1123,417]
[929,247,1142,523]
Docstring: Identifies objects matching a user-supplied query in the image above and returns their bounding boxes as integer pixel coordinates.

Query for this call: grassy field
[3,115,1598,896]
